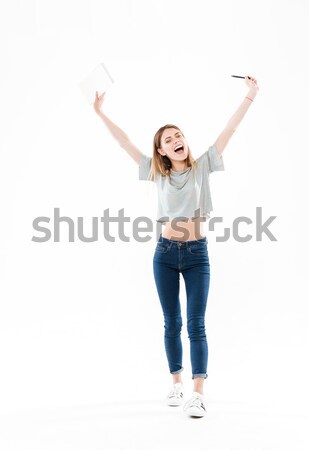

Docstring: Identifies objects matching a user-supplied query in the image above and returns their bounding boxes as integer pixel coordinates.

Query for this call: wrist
[247,88,258,99]
[96,109,105,118]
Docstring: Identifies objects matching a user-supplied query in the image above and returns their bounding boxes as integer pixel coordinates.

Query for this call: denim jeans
[153,234,210,380]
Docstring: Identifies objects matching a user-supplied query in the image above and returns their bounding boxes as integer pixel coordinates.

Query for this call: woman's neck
[171,161,188,172]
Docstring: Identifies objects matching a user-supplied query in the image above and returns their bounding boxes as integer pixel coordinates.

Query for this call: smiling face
[157,128,189,164]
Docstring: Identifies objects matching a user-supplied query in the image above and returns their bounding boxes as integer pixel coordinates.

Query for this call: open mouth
[174,145,184,154]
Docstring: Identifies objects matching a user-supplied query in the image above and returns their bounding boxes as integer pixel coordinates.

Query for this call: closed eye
[165,132,182,143]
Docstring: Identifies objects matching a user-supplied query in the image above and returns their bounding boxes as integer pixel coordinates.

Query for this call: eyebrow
[164,131,181,141]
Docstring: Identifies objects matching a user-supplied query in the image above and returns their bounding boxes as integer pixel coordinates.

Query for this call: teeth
[175,145,183,151]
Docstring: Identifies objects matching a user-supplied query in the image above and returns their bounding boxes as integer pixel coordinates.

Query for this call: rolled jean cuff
[192,373,208,379]
[171,367,184,375]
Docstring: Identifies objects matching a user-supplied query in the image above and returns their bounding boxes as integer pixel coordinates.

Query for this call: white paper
[79,62,114,104]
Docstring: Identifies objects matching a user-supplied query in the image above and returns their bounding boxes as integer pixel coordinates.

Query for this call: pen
[231,75,251,79]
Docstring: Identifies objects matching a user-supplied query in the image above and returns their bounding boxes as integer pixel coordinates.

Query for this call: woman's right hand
[93,91,105,115]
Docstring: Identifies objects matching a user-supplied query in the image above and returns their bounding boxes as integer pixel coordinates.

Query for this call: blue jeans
[153,234,210,380]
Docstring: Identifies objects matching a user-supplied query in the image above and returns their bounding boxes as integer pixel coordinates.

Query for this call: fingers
[246,76,258,85]
[95,91,106,100]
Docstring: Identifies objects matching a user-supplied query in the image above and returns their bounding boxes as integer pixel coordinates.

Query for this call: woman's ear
[157,147,165,156]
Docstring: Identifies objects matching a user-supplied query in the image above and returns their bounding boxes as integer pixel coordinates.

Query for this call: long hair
[147,124,197,182]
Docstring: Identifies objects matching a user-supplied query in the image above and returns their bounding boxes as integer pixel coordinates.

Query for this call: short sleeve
[139,153,153,181]
[196,144,224,174]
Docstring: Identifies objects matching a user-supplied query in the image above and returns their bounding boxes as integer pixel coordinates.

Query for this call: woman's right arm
[93,91,142,166]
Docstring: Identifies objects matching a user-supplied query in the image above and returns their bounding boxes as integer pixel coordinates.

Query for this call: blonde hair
[147,124,197,182]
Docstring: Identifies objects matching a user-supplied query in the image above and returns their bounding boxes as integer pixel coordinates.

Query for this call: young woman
[93,75,259,417]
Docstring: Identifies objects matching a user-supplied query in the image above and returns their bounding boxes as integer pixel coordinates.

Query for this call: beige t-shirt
[138,144,224,224]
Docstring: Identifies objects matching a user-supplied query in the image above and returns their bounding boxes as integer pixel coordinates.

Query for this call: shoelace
[168,386,183,399]
[184,395,205,410]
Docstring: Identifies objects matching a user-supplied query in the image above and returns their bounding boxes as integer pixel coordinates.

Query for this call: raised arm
[214,76,259,156]
[93,91,143,166]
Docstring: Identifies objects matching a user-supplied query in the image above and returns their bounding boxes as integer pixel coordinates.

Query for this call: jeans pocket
[155,243,170,254]
[188,243,208,255]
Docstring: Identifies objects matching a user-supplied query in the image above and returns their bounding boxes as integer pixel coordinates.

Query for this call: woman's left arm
[214,76,259,156]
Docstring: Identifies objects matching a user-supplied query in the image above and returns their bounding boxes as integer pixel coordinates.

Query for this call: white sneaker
[166,382,184,406]
[183,391,206,417]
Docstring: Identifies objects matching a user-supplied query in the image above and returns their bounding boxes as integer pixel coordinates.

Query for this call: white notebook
[79,62,114,104]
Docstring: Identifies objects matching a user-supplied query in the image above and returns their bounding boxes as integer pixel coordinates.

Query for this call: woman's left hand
[245,75,259,93]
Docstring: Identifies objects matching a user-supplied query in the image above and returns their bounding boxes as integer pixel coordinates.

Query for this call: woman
[93,75,259,417]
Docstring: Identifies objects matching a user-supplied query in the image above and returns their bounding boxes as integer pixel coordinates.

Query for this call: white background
[0,1,309,449]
